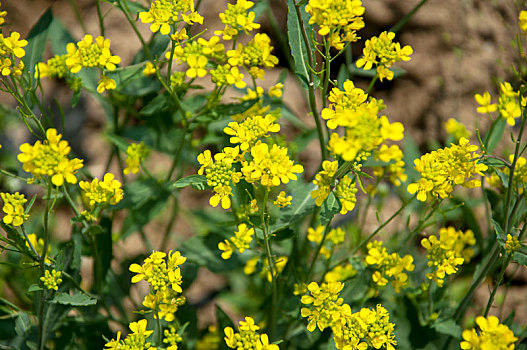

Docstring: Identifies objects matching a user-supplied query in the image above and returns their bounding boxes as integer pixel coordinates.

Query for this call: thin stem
[21,225,40,260]
[483,255,510,317]
[366,74,378,95]
[261,188,277,340]
[306,216,333,282]
[96,0,105,36]
[37,180,52,350]
[294,1,327,162]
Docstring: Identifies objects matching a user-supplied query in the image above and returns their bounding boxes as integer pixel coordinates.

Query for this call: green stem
[21,225,40,260]
[37,180,52,350]
[306,215,333,282]
[294,1,327,162]
[366,74,378,95]
[261,188,277,340]
[483,255,510,317]
[96,0,105,36]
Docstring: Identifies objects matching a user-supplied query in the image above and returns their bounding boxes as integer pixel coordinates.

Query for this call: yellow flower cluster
[129,250,187,322]
[18,128,84,187]
[139,0,203,35]
[273,191,292,208]
[244,255,288,283]
[305,0,365,49]
[323,81,403,162]
[460,316,517,350]
[324,264,357,283]
[163,326,182,349]
[365,241,414,293]
[1,192,29,226]
[0,2,6,25]
[504,154,527,195]
[196,326,221,350]
[79,173,123,209]
[475,83,525,126]
[40,269,62,291]
[105,319,155,350]
[224,316,279,350]
[373,144,407,187]
[124,142,150,175]
[505,234,521,254]
[36,34,120,93]
[421,227,475,287]
[307,225,345,259]
[300,282,396,349]
[407,137,487,202]
[224,114,280,151]
[520,10,527,34]
[356,31,413,81]
[215,0,260,40]
[444,118,471,140]
[218,223,254,259]
[0,29,27,76]
[227,33,279,79]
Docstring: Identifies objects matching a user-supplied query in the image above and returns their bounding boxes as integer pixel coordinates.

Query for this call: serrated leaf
[172,175,208,190]
[51,292,97,306]
[287,0,319,89]
[491,219,507,250]
[513,251,527,266]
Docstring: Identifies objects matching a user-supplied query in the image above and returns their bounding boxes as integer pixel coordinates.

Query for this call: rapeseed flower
[124,142,149,175]
[66,35,120,74]
[163,326,183,349]
[79,173,123,209]
[218,223,254,259]
[143,290,185,321]
[224,114,280,151]
[197,147,241,209]
[373,144,407,186]
[227,33,278,79]
[210,64,246,88]
[273,191,292,208]
[407,137,487,201]
[241,142,303,187]
[324,264,357,283]
[139,0,203,35]
[505,234,521,254]
[421,227,475,287]
[504,154,527,194]
[460,316,517,350]
[365,241,414,293]
[17,128,84,186]
[129,250,186,293]
[497,82,523,126]
[300,281,344,332]
[335,175,358,214]
[305,0,365,49]
[26,233,51,261]
[105,319,155,350]
[444,118,471,140]
[215,0,260,40]
[96,75,117,93]
[474,92,498,114]
[311,160,338,206]
[1,192,29,226]
[0,31,27,76]
[40,269,62,291]
[520,10,527,34]
[35,54,69,79]
[224,316,279,350]
[356,31,413,81]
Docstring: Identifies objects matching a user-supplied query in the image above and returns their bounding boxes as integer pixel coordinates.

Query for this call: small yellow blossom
[196,325,221,350]
[218,223,254,259]
[105,319,155,349]
[504,154,527,194]
[444,118,471,140]
[79,173,123,209]
[324,264,357,283]
[143,61,156,76]
[373,144,407,186]
[356,31,413,81]
[186,54,208,78]
[139,0,203,35]
[506,234,521,253]
[311,160,338,206]
[224,317,279,350]
[273,191,292,208]
[497,82,522,126]
[475,92,498,114]
[520,10,527,34]
[460,316,517,350]
[1,192,29,226]
[17,128,84,186]
[0,31,27,76]
[224,114,280,151]
[35,54,69,79]
[365,241,414,292]
[215,0,261,40]
[301,281,344,332]
[66,35,120,74]
[96,75,117,93]
[129,250,186,293]
[124,142,149,175]
[40,270,62,291]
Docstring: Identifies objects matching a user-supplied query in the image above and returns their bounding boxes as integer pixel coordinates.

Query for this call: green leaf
[25,8,53,87]
[513,251,527,266]
[104,132,130,152]
[48,18,75,55]
[432,319,462,338]
[271,181,316,233]
[491,219,507,250]
[216,304,235,350]
[51,292,97,306]
[180,233,243,273]
[140,92,173,116]
[320,192,340,226]
[107,64,161,96]
[15,312,31,336]
[172,175,208,190]
[27,284,43,293]
[484,118,506,153]
[287,0,319,89]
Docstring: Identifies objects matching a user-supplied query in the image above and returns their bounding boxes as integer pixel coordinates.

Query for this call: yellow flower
[66,35,120,73]
[186,54,208,78]
[0,31,27,76]
[460,316,517,350]
[356,31,413,81]
[335,175,358,215]
[224,317,278,349]
[504,154,527,194]
[520,10,527,34]
[218,223,254,259]
[497,82,522,126]
[506,234,521,254]
[35,54,69,79]
[210,64,246,88]
[79,173,123,209]
[124,142,149,175]
[227,33,278,79]
[474,92,498,114]
[324,264,357,283]
[301,281,344,332]
[1,192,29,226]
[17,128,84,186]
[273,191,292,208]
[374,144,407,186]
[215,0,261,40]
[444,118,471,140]
[241,142,303,187]
[40,270,62,291]
[365,241,414,292]
[96,75,117,93]
[224,114,280,151]
[311,160,338,206]
[139,0,203,35]
[129,250,186,293]
[143,61,156,76]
